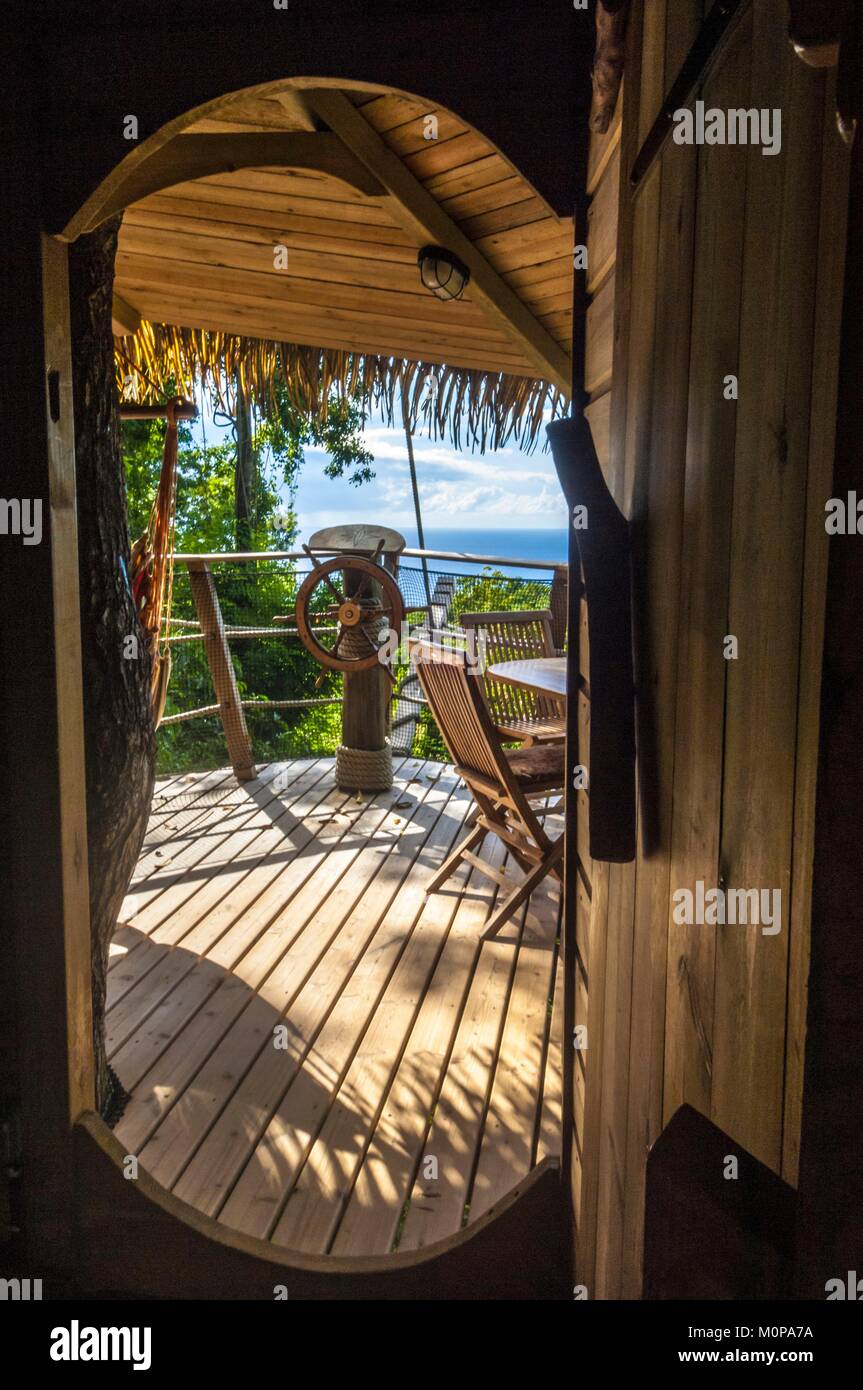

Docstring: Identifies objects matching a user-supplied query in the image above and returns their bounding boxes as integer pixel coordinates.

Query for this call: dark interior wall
[28,0,592,236]
[0,56,93,1272]
[795,5,863,1293]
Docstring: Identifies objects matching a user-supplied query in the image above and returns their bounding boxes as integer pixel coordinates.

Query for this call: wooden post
[187,561,255,781]
[549,564,569,654]
[339,558,392,791]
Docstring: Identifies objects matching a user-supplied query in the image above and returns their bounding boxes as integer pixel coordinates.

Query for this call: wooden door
[575,0,851,1298]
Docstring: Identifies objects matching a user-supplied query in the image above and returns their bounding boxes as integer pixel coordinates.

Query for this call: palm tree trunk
[235,379,255,552]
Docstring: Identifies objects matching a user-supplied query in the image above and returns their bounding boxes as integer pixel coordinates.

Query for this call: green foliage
[122,382,373,774]
[255,381,375,489]
[449,567,553,620]
[122,385,374,556]
[124,416,275,554]
[411,705,448,762]
[122,388,555,776]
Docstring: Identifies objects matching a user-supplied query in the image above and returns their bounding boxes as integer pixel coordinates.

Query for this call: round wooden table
[487,656,567,702]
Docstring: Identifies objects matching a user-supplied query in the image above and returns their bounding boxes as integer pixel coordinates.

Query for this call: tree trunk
[234,379,255,552]
[68,218,155,1118]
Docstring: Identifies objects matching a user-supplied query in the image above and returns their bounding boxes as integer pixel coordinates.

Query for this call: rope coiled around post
[336,739,393,791]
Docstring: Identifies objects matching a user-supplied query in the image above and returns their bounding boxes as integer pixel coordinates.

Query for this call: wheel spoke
[320,574,344,603]
[302,550,345,604]
[350,573,372,602]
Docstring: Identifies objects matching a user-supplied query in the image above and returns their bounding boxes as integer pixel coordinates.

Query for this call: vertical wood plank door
[578,0,852,1298]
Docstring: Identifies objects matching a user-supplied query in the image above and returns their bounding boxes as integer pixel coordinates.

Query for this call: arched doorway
[53,67,579,1296]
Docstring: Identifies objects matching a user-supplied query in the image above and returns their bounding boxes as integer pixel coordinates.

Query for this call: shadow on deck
[108,756,563,1258]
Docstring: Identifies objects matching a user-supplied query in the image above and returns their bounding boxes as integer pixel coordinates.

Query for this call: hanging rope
[129,399,180,727]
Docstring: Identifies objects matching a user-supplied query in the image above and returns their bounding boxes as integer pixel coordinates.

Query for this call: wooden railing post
[550,564,569,654]
[186,561,256,781]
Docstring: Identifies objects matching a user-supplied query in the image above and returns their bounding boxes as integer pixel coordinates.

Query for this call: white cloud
[379,475,566,524]
[292,412,567,535]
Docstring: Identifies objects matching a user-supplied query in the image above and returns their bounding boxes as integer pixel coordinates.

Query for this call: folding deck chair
[458,609,565,745]
[410,640,564,940]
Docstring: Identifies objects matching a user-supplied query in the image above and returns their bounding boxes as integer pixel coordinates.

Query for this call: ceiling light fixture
[417,245,470,301]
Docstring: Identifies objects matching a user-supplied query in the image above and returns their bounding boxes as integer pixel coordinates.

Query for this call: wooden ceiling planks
[114,84,573,383]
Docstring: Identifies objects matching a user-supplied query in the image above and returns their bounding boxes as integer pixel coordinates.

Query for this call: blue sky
[194,396,569,538]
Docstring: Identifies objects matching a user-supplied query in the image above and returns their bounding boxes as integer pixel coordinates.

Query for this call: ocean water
[395,528,567,579]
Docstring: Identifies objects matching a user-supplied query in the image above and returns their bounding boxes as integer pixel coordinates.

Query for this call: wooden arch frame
[63,76,572,392]
[59,77,401,242]
[35,62,581,1298]
[60,72,569,241]
[77,131,388,233]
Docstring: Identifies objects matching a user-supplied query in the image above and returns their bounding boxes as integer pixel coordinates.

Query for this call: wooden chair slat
[459,609,565,745]
[410,639,564,939]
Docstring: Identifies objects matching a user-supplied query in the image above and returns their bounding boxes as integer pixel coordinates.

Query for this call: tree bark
[234,379,255,552]
[68,218,155,1118]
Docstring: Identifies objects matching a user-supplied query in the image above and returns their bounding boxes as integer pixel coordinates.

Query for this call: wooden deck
[108,757,562,1257]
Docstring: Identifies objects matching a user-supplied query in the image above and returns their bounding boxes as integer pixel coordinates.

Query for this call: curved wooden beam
[111,291,141,337]
[305,88,572,394]
[76,132,386,234]
[788,0,843,68]
[73,1113,568,1299]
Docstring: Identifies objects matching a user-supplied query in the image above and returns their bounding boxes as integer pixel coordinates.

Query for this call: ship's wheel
[295,552,405,675]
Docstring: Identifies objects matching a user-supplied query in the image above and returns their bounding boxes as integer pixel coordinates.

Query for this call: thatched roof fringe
[115,321,568,454]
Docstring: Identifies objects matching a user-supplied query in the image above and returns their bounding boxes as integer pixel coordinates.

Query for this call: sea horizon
[291,522,567,579]
[393,526,567,578]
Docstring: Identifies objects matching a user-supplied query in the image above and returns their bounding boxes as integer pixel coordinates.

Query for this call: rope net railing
[157,556,560,775]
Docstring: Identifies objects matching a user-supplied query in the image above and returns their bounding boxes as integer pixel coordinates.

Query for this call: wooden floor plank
[329,834,508,1257]
[139,770,207,846]
[106,761,331,1019]
[167,766,463,1213]
[117,762,421,1159]
[118,761,300,930]
[126,759,336,948]
[132,767,241,883]
[112,761,419,1120]
[109,761,329,990]
[269,833,502,1253]
[467,865,561,1224]
[215,775,473,1238]
[396,889,528,1251]
[109,759,564,1258]
[535,912,565,1164]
